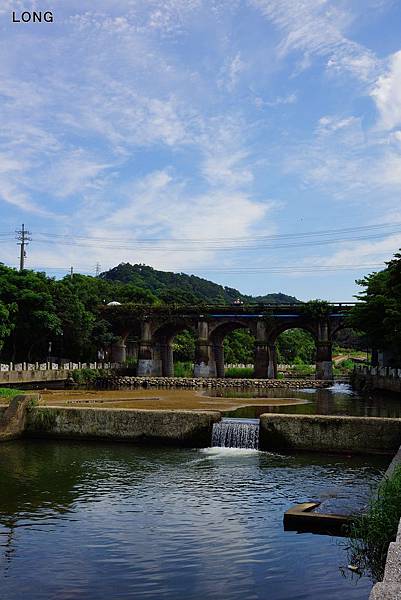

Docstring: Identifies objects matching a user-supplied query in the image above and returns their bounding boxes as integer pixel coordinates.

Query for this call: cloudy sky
[1,0,401,300]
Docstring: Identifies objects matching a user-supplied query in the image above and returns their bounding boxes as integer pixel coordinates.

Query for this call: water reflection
[0,440,387,600]
[209,384,401,419]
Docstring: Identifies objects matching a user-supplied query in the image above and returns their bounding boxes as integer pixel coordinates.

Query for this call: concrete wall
[0,395,37,442]
[369,445,401,599]
[353,372,401,394]
[259,414,401,454]
[25,406,221,447]
[370,522,401,599]
[0,369,69,385]
[353,365,401,394]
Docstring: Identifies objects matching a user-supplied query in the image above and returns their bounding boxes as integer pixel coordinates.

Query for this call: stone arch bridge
[105,303,355,380]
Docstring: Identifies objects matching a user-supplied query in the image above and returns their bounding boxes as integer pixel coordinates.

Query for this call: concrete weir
[25,406,221,447]
[259,414,401,454]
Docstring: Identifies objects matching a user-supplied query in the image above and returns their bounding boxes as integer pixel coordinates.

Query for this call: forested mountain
[101,263,299,305]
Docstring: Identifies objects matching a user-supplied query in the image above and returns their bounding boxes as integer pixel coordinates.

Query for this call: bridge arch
[152,320,197,376]
[270,326,318,378]
[209,319,256,378]
[106,303,354,380]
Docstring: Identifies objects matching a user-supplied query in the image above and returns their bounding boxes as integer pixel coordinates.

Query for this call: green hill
[101,263,299,305]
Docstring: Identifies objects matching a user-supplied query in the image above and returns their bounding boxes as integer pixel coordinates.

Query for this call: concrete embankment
[25,406,221,447]
[4,395,401,455]
[0,369,69,386]
[0,394,37,442]
[259,414,401,455]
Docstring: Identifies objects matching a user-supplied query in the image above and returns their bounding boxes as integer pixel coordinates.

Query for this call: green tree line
[350,249,401,365]
[0,262,314,364]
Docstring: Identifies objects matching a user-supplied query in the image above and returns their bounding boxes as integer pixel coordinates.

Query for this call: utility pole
[95,262,101,277]
[16,223,32,271]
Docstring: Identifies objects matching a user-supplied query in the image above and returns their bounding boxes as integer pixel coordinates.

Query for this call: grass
[224,367,254,378]
[346,465,401,582]
[174,362,193,377]
[0,387,24,400]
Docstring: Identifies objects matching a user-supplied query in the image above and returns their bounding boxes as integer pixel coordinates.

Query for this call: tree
[350,250,401,364]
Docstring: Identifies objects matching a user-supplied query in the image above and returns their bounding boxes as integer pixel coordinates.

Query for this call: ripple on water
[0,440,386,600]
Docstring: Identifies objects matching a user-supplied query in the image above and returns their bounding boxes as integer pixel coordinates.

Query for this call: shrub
[174,361,193,377]
[0,387,24,400]
[346,465,401,582]
[71,368,104,385]
[224,367,254,378]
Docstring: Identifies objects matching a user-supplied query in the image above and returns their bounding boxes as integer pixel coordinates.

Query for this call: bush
[225,367,254,378]
[174,361,193,377]
[71,368,104,385]
[0,387,24,400]
[346,465,401,582]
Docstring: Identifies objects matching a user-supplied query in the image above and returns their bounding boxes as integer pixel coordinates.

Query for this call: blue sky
[1,0,401,300]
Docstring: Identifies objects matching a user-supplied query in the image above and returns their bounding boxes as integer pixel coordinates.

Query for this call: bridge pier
[111,338,126,363]
[315,320,333,380]
[267,344,277,379]
[137,322,157,376]
[316,342,333,380]
[160,342,174,377]
[106,304,349,380]
[213,342,225,378]
[194,321,216,377]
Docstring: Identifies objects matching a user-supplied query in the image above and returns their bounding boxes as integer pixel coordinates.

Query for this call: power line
[18,262,385,274]
[33,221,401,243]
[29,229,401,252]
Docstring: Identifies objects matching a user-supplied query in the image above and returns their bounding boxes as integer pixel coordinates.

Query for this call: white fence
[354,364,401,378]
[0,362,122,373]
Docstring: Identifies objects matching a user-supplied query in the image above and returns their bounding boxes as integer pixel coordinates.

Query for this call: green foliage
[225,367,254,378]
[336,358,354,371]
[0,301,16,352]
[276,329,315,364]
[173,361,193,377]
[173,330,195,361]
[224,330,254,364]
[0,388,24,399]
[290,362,315,376]
[70,368,104,385]
[0,261,299,363]
[346,465,401,582]
[350,250,401,363]
[302,299,331,318]
[101,263,298,305]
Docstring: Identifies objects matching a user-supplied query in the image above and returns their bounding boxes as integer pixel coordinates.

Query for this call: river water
[0,439,386,600]
[213,383,401,419]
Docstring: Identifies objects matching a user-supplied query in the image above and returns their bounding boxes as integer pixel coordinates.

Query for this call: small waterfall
[212,418,260,449]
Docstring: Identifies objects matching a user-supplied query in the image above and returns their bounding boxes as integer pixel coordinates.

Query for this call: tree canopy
[0,262,300,362]
[350,250,401,364]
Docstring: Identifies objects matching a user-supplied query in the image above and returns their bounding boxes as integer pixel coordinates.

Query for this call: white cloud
[371,50,401,130]
[250,0,379,81]
[319,233,401,268]
[255,93,297,108]
[219,53,246,92]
